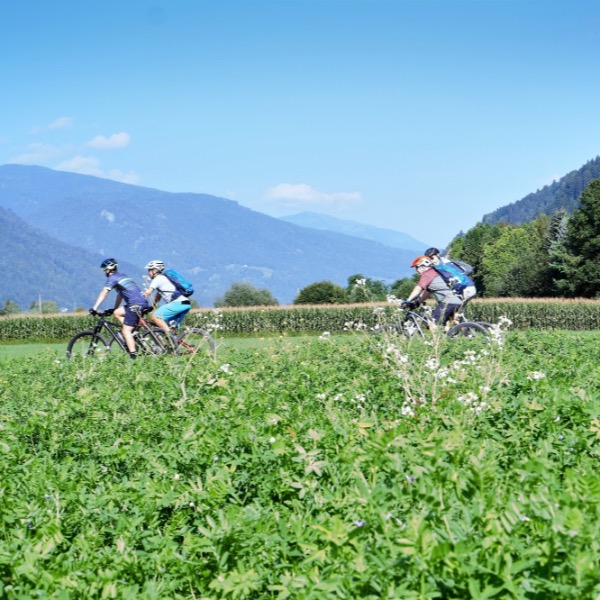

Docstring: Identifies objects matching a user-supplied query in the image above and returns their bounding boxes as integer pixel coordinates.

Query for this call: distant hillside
[0,165,417,305]
[482,156,600,225]
[0,206,142,311]
[280,211,430,252]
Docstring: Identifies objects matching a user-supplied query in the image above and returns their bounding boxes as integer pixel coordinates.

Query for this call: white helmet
[145,260,165,272]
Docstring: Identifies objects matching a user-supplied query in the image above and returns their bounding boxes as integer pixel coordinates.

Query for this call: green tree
[0,299,21,315]
[448,223,504,295]
[559,178,600,296]
[346,274,388,302]
[481,225,545,297]
[29,299,59,314]
[389,277,418,300]
[294,281,349,305]
[214,282,279,307]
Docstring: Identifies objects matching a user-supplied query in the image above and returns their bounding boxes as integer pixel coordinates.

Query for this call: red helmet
[410,255,432,269]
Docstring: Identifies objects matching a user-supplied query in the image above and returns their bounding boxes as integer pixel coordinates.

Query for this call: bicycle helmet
[410,255,432,269]
[100,258,118,272]
[145,260,165,272]
[424,247,440,258]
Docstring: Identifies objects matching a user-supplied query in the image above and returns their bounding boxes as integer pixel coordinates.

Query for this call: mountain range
[280,211,429,252]
[0,206,141,311]
[0,164,422,309]
[3,153,597,311]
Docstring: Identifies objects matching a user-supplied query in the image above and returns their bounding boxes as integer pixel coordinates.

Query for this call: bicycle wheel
[138,328,177,356]
[66,331,110,359]
[177,328,216,358]
[447,322,490,339]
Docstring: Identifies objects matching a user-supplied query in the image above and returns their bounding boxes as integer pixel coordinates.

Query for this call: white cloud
[9,142,63,164]
[56,155,139,184]
[264,183,362,209]
[30,117,74,134]
[56,155,103,175]
[86,132,131,149]
[48,117,74,130]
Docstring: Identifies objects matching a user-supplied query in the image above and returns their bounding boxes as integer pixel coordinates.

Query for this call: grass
[0,333,355,361]
[0,328,599,597]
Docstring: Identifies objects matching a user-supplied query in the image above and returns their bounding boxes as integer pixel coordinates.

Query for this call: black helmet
[424,247,440,258]
[100,258,118,271]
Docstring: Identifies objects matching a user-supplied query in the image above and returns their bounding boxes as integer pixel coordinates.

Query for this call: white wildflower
[527,371,546,381]
[425,357,439,370]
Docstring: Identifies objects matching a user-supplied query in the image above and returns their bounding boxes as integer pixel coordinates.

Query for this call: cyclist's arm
[143,287,157,304]
[92,288,109,312]
[406,285,424,303]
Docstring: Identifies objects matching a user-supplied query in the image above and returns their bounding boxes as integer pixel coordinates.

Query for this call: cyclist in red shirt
[403,255,463,325]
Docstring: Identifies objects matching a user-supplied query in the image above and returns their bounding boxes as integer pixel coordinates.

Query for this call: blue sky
[2,0,600,247]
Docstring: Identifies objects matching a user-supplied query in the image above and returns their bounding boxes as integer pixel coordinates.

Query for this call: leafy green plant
[0,329,599,597]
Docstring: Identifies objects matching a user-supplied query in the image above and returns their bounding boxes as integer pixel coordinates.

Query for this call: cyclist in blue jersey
[90,258,150,359]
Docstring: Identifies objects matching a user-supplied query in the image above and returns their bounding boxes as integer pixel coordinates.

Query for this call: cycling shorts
[124,303,149,327]
[155,301,191,328]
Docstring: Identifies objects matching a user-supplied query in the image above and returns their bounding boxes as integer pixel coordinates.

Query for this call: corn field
[0,299,599,342]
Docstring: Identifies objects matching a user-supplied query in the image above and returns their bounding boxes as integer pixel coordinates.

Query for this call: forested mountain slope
[482,156,600,225]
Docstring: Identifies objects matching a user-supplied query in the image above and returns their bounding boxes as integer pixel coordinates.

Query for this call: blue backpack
[432,260,474,294]
[164,269,194,297]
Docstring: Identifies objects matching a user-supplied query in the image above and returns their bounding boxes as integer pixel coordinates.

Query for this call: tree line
[448,178,600,298]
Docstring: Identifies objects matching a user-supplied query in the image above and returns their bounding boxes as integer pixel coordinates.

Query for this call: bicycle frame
[399,306,432,338]
[90,316,128,350]
[93,312,172,356]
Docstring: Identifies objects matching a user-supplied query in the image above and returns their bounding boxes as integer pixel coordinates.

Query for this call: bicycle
[66,310,216,359]
[381,303,491,340]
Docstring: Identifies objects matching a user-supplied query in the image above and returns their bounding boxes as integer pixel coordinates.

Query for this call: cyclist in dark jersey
[90,258,149,359]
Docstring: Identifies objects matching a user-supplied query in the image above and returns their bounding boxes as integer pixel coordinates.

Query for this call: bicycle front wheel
[66,331,110,359]
[177,328,216,358]
[401,314,425,338]
[447,322,490,340]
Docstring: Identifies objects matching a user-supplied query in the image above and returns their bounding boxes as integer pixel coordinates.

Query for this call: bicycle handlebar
[89,308,114,317]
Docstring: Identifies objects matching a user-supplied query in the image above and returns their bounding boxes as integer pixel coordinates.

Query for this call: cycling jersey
[104,272,149,308]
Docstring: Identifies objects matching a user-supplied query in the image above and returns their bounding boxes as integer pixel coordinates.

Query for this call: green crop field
[1,325,599,598]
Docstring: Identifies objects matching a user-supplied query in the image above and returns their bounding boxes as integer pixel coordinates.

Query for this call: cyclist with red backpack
[143,260,193,336]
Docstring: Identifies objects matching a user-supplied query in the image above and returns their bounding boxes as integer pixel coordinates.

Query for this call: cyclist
[90,258,150,359]
[142,260,192,337]
[424,247,477,302]
[403,255,463,326]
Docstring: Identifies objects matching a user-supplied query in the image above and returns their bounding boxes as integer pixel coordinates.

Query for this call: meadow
[1,322,599,598]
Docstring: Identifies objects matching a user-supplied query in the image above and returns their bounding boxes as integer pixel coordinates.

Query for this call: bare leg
[151,313,171,334]
[122,325,136,353]
[114,307,137,354]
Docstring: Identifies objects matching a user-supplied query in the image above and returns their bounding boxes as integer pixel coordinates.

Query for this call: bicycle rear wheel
[177,328,216,358]
[447,322,490,339]
[66,331,110,359]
